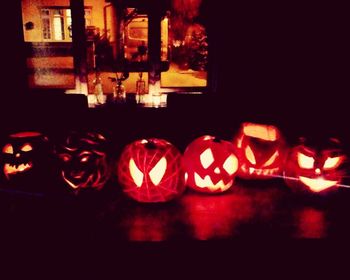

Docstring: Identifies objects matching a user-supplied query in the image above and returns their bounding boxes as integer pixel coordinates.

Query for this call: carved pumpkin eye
[200,148,214,169]
[323,156,342,170]
[297,153,315,169]
[263,151,279,167]
[21,143,33,152]
[80,152,91,163]
[2,144,13,154]
[129,158,144,187]
[245,146,256,165]
[223,154,238,175]
[60,154,72,163]
[149,157,167,186]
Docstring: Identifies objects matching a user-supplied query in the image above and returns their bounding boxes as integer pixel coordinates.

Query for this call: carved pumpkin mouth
[298,176,338,192]
[241,165,279,176]
[194,172,233,192]
[4,163,33,178]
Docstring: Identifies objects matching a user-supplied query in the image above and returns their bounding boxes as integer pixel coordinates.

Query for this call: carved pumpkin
[117,138,185,203]
[233,122,287,179]
[55,131,110,192]
[0,131,52,189]
[283,137,346,194]
[182,135,238,193]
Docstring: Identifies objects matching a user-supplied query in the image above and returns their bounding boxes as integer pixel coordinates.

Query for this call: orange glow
[199,148,214,169]
[323,156,343,170]
[245,146,256,165]
[297,152,315,169]
[9,131,42,138]
[295,208,327,238]
[194,172,233,191]
[4,163,33,179]
[20,143,33,152]
[149,157,167,186]
[2,144,13,154]
[242,123,277,141]
[299,176,338,192]
[223,155,238,175]
[129,158,144,187]
[182,191,254,240]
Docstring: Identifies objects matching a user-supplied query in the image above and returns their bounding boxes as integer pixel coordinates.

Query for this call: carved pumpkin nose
[15,153,21,158]
[214,167,220,174]
[315,168,321,175]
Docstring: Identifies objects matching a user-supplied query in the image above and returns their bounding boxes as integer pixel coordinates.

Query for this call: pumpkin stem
[213,137,222,143]
[145,140,157,149]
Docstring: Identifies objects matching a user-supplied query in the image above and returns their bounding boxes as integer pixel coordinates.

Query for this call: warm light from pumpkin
[183,135,238,193]
[117,138,185,203]
[233,122,287,179]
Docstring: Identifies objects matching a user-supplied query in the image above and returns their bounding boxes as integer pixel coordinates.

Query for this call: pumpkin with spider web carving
[117,138,185,203]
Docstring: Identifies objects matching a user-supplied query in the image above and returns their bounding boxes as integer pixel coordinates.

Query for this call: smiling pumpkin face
[183,135,239,193]
[233,122,287,179]
[284,138,346,193]
[117,138,185,203]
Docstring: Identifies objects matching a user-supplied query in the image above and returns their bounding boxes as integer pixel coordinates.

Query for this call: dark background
[1,0,350,275]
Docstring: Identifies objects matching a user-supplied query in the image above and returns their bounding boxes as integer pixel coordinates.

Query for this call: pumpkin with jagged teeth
[0,131,52,188]
[233,122,287,179]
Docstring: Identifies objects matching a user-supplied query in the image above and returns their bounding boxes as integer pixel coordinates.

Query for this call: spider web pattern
[117,139,185,202]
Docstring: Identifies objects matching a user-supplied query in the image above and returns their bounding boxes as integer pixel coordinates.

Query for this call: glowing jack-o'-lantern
[233,122,287,179]
[55,131,110,192]
[0,131,52,188]
[283,137,346,194]
[183,135,238,193]
[117,138,185,203]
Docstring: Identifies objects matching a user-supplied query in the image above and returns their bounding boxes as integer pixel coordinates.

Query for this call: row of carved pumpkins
[0,122,347,202]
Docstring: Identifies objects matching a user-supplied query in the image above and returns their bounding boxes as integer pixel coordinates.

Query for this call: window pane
[161,0,208,89]
[22,0,75,89]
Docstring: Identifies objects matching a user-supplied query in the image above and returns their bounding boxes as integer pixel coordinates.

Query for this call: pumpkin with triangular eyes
[182,135,239,193]
[233,122,287,179]
[117,138,185,203]
[0,131,53,189]
[55,131,110,193]
[283,137,346,194]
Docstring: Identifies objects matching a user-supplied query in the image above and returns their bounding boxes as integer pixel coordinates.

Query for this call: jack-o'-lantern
[0,131,52,189]
[233,122,287,179]
[117,138,185,203]
[283,137,346,194]
[182,135,238,193]
[55,131,110,192]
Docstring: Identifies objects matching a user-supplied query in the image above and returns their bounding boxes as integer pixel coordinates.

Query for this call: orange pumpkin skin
[233,122,287,179]
[117,138,185,203]
[283,138,346,194]
[182,135,239,193]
